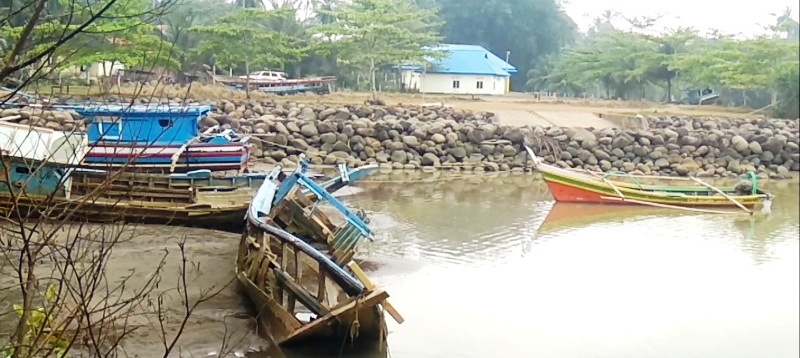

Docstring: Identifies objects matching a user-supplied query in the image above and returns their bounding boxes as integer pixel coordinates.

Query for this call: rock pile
[2,100,798,178]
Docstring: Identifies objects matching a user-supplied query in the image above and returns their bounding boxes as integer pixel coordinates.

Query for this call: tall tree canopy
[528,12,800,117]
[2,0,798,119]
[0,0,178,84]
[190,8,302,97]
[434,0,578,91]
[315,0,443,93]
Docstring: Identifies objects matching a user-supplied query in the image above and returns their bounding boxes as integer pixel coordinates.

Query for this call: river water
[18,172,795,357]
[338,172,799,358]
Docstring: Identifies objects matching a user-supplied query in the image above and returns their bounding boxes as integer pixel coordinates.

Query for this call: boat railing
[600,171,645,189]
[272,158,375,260]
[245,168,368,312]
[244,166,403,332]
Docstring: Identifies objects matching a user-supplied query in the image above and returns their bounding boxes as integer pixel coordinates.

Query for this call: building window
[452,80,460,89]
[476,81,484,89]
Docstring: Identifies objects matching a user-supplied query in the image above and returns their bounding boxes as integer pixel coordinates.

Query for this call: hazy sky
[562,0,800,37]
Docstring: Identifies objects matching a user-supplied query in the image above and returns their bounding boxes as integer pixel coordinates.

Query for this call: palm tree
[771,7,799,40]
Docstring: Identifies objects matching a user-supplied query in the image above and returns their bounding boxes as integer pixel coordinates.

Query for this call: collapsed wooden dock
[236,159,403,349]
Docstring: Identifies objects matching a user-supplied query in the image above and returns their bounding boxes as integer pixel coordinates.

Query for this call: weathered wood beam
[273,268,329,317]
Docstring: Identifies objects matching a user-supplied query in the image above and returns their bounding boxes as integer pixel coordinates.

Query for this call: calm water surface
[332,172,799,358]
[67,172,798,358]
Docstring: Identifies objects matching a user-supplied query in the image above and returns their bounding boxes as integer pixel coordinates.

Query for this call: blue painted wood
[272,168,302,206]
[314,164,378,192]
[270,160,373,239]
[247,174,366,295]
[0,161,67,197]
[271,159,376,241]
[296,174,372,239]
[78,105,211,146]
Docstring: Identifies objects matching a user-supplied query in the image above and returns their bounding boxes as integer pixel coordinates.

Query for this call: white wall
[0,121,87,165]
[400,71,508,96]
[88,61,125,77]
[61,61,126,84]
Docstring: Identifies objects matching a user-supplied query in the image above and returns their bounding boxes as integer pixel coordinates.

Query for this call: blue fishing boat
[237,155,402,349]
[2,102,254,173]
[76,104,253,173]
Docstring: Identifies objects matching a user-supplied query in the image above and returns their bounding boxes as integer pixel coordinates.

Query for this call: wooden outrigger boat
[237,156,403,349]
[523,146,774,215]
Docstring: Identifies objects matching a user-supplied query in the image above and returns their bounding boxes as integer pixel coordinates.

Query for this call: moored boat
[76,104,252,173]
[0,120,373,230]
[0,126,253,228]
[237,156,402,349]
[524,145,774,215]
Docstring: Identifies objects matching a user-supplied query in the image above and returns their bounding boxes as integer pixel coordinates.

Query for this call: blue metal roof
[401,44,517,76]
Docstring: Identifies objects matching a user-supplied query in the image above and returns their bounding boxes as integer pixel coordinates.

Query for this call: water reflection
[343,172,552,267]
[338,173,799,358]
[532,178,796,265]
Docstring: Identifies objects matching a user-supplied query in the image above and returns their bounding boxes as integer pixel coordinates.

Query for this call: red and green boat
[523,146,774,215]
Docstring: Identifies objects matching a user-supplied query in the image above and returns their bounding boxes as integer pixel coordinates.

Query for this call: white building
[399,44,516,96]
[60,61,126,84]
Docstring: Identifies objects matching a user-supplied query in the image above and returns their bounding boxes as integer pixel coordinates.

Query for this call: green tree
[637,28,699,101]
[435,0,578,92]
[159,0,237,74]
[191,8,301,98]
[670,35,799,106]
[773,64,799,118]
[58,0,179,72]
[548,30,659,99]
[316,0,443,95]
[537,13,800,109]
[0,0,178,86]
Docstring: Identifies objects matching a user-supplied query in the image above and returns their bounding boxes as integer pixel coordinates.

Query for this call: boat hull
[0,156,261,231]
[236,268,387,346]
[236,161,392,350]
[0,189,252,231]
[542,173,762,208]
[237,220,389,349]
[522,145,771,211]
[536,161,772,210]
[82,143,251,172]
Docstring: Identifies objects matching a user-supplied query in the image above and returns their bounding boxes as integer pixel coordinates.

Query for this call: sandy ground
[276,92,763,129]
[15,85,766,129]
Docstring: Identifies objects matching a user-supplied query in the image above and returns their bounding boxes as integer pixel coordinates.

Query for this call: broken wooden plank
[347,261,404,324]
